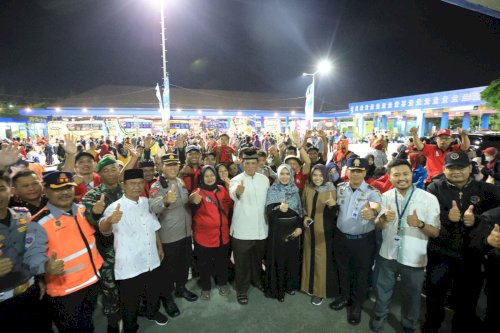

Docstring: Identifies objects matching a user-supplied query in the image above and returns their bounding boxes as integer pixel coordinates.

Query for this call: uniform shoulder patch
[12,206,29,213]
[30,209,51,223]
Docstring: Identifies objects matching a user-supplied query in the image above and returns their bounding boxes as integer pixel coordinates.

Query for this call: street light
[302,59,333,128]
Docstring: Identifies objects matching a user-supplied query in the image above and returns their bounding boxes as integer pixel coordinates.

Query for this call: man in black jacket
[470,207,500,333]
[422,152,500,333]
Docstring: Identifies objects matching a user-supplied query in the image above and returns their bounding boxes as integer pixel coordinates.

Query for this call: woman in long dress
[301,164,337,306]
[265,164,303,302]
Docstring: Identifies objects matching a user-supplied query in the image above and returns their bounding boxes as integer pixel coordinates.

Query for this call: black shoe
[175,287,198,302]
[163,297,180,317]
[148,312,169,326]
[369,316,384,332]
[329,296,348,311]
[286,290,296,295]
[348,305,362,325]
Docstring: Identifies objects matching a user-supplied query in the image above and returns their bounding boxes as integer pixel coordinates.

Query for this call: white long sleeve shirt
[229,172,269,240]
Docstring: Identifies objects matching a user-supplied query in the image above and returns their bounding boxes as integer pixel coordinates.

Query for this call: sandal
[219,285,230,297]
[237,294,248,305]
[200,290,210,301]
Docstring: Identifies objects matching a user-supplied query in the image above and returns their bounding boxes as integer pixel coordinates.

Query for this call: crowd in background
[1,126,499,333]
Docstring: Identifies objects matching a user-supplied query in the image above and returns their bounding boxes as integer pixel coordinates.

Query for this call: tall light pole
[302,59,332,129]
[159,0,171,131]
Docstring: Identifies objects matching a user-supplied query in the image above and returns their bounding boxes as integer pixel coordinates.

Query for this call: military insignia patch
[470,196,480,204]
[354,159,361,167]
[17,225,27,233]
[55,220,62,227]
[449,153,460,160]
[25,233,35,248]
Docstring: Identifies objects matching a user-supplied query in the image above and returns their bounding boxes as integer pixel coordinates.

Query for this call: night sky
[1,0,499,110]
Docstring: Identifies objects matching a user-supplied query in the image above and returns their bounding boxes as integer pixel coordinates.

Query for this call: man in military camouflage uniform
[82,155,123,333]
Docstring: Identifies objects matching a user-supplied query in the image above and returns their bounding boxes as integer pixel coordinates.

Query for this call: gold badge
[354,159,361,167]
[449,153,460,160]
[17,226,27,233]
[19,218,28,225]
[55,220,62,227]
[58,173,69,184]
[169,155,175,159]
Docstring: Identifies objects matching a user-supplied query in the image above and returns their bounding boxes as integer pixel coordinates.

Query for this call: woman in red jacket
[189,165,233,301]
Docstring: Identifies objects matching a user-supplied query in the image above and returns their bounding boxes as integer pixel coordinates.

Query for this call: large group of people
[0,126,499,333]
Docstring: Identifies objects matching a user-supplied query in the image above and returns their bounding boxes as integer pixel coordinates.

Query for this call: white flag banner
[162,76,171,125]
[155,83,163,111]
[305,82,314,128]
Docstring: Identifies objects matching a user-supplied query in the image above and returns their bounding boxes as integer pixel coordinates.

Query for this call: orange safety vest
[32,206,103,297]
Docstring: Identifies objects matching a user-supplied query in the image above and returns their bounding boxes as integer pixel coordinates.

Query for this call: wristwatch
[418,221,426,229]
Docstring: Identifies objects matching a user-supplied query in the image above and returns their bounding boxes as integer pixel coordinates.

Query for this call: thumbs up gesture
[164,184,177,204]
[406,209,421,227]
[108,204,123,224]
[448,200,461,222]
[385,204,396,222]
[45,251,65,276]
[463,205,475,227]
[92,194,106,215]
[325,191,336,207]
[279,199,289,213]
[190,188,202,205]
[487,224,500,248]
[361,201,375,220]
[236,180,245,196]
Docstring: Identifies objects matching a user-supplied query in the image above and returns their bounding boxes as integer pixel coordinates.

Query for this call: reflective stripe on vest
[61,241,97,262]
[65,274,99,294]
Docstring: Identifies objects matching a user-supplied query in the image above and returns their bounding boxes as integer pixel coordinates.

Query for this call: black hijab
[199,165,218,191]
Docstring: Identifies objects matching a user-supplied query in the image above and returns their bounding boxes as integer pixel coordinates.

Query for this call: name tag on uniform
[394,235,401,246]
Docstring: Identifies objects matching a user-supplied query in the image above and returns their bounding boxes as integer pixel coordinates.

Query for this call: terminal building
[8,84,499,139]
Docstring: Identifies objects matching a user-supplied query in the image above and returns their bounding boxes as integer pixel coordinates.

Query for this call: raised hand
[45,251,64,275]
[73,174,84,185]
[463,205,475,226]
[325,191,336,207]
[176,134,185,148]
[448,200,461,222]
[487,224,500,248]
[279,199,289,213]
[92,194,106,215]
[290,130,301,146]
[0,143,21,169]
[409,126,419,136]
[361,200,375,220]
[190,188,202,205]
[457,127,468,136]
[385,204,396,222]
[236,180,245,196]
[407,209,420,227]
[143,136,154,149]
[108,204,123,224]
[63,133,77,155]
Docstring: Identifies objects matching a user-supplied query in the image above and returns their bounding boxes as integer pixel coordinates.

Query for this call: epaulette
[30,209,51,223]
[338,182,349,188]
[12,206,29,213]
[367,184,381,194]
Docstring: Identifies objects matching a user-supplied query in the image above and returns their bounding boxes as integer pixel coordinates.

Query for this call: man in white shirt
[370,160,440,333]
[229,148,270,305]
[100,168,167,332]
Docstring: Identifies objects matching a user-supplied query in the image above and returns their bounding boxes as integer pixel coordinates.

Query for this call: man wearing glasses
[410,127,469,187]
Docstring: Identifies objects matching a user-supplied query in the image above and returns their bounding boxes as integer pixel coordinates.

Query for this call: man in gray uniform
[149,153,198,318]
[330,157,382,325]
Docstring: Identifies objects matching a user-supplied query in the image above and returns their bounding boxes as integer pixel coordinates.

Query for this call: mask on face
[485,155,494,162]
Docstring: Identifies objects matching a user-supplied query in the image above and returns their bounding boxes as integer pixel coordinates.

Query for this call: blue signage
[349,86,487,114]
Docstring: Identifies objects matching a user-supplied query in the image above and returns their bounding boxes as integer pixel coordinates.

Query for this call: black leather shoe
[348,305,362,325]
[175,287,199,302]
[329,296,348,311]
[163,298,180,317]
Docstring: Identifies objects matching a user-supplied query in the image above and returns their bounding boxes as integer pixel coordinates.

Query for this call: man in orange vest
[25,170,103,333]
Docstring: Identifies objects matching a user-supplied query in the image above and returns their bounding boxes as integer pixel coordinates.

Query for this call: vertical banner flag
[155,83,163,111]
[162,76,171,125]
[305,82,314,128]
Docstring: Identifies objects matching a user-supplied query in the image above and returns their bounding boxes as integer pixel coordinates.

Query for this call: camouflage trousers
[99,254,120,318]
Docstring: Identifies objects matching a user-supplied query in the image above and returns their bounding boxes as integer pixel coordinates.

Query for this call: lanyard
[394,186,415,231]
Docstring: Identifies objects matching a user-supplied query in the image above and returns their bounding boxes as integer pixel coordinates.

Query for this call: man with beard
[149,153,198,318]
[369,159,440,333]
[410,127,470,186]
[82,155,124,333]
[422,152,500,333]
[179,145,203,194]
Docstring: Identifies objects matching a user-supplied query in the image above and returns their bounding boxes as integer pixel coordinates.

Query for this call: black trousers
[231,237,267,295]
[424,251,483,332]
[118,268,161,333]
[49,283,99,333]
[160,236,193,297]
[334,230,375,306]
[484,254,500,332]
[194,242,230,291]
